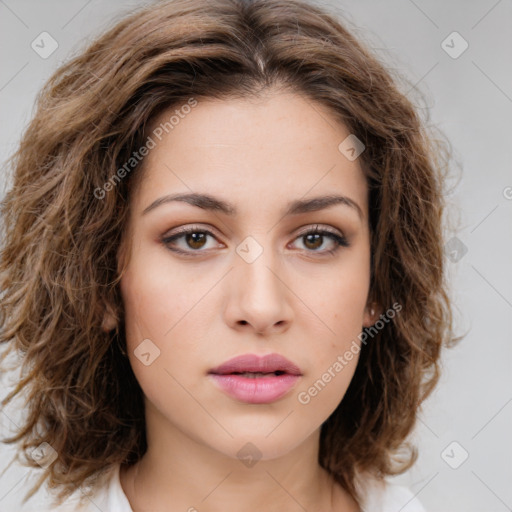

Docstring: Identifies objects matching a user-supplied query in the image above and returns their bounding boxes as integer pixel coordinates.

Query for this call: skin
[107,89,381,512]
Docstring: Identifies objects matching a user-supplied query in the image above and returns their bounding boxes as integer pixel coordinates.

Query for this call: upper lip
[209,353,302,376]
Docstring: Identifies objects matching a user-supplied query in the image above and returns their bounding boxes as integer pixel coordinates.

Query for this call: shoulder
[355,472,427,512]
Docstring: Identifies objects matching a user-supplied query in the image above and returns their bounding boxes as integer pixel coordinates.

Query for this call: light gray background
[1,1,511,511]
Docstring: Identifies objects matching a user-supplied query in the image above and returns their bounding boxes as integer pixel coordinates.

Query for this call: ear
[362,301,382,328]
[116,226,131,276]
[101,303,118,332]
[101,233,131,333]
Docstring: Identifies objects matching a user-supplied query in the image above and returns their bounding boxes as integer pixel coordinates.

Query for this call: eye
[289,225,349,256]
[161,225,222,256]
[161,224,349,257]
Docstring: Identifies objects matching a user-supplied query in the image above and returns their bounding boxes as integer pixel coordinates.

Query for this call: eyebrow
[142,192,363,220]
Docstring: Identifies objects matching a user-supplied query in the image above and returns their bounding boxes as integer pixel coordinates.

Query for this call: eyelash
[161,224,349,258]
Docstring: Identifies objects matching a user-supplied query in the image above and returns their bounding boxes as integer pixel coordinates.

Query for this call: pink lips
[208,353,302,404]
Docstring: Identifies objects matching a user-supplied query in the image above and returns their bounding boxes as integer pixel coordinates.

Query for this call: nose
[224,248,293,336]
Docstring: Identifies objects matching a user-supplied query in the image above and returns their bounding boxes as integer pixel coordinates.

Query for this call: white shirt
[40,463,426,512]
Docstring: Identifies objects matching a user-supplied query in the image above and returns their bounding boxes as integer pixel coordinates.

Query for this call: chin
[207,425,315,462]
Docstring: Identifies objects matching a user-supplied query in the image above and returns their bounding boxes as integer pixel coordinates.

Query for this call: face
[113,90,375,461]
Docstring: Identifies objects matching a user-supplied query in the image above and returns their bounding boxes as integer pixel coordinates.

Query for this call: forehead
[133,91,368,218]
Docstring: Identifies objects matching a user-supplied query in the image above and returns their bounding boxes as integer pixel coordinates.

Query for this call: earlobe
[101,238,127,333]
[362,302,381,327]
[101,308,118,332]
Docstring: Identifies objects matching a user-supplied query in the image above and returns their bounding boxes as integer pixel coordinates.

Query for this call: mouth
[208,352,302,376]
[223,371,288,378]
[208,353,302,404]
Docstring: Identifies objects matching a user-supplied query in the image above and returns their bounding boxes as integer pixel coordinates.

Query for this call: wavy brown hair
[0,0,460,507]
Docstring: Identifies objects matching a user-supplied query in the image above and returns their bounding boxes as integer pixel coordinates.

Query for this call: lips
[208,353,302,376]
[208,353,302,404]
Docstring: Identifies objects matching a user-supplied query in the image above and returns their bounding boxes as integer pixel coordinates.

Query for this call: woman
[0,0,458,510]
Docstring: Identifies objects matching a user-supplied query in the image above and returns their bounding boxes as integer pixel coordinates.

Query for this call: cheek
[120,269,196,419]
[120,254,197,342]
[294,257,370,412]
[119,257,208,388]
[296,345,360,427]
[304,258,370,340]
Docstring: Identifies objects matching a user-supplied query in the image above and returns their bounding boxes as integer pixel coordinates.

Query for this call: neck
[119,402,359,511]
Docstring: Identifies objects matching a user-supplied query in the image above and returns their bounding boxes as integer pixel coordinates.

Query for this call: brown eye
[184,232,208,250]
[162,225,349,258]
[162,227,221,255]
[303,233,323,250]
[291,227,349,256]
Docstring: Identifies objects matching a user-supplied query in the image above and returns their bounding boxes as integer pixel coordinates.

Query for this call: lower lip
[209,374,301,404]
